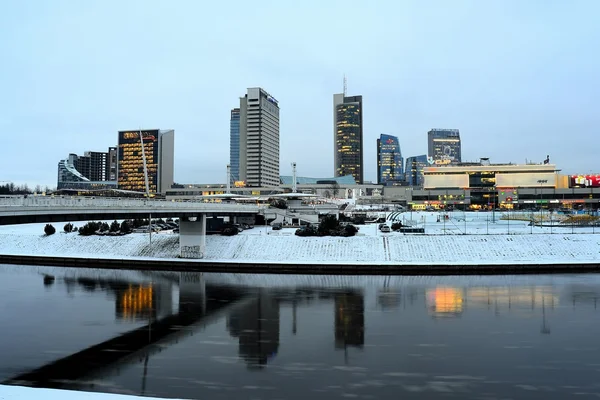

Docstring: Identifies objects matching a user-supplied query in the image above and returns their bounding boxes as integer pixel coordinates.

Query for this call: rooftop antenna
[343,75,347,97]
[291,162,297,193]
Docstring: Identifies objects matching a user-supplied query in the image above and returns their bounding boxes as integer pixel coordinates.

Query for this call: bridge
[0,196,262,259]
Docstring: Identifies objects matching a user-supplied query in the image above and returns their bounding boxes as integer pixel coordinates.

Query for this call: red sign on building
[571,175,600,188]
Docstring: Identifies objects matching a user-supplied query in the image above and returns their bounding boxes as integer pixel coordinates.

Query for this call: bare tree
[329,182,340,198]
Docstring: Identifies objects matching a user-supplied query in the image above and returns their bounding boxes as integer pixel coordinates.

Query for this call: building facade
[229,108,241,183]
[108,146,118,181]
[427,129,461,165]
[377,134,403,185]
[405,155,428,186]
[334,94,363,184]
[75,151,108,182]
[117,129,174,194]
[239,88,280,187]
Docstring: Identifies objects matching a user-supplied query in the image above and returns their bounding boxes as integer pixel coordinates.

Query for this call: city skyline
[1,1,599,188]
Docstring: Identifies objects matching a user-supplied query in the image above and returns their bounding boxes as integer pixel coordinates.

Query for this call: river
[1,264,600,399]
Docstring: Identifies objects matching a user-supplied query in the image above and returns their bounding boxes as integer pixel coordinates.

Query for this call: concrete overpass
[0,196,261,259]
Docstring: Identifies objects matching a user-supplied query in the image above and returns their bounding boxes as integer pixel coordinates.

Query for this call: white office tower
[238,88,280,187]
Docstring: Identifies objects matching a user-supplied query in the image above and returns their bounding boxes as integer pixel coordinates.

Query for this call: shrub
[295,225,319,236]
[44,224,56,235]
[344,224,359,236]
[63,223,73,233]
[79,221,101,236]
[318,215,339,235]
[110,220,120,233]
[120,220,132,234]
[99,222,110,232]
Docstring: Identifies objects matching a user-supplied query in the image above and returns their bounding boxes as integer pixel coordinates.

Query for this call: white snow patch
[1,217,600,265]
[0,385,181,399]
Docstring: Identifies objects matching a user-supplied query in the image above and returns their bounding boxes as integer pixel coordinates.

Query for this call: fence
[387,210,600,235]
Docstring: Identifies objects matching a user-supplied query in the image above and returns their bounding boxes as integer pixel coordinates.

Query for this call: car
[378,223,386,230]
[272,223,283,230]
[380,225,391,233]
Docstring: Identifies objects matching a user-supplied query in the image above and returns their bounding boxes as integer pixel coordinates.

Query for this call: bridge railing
[0,196,261,211]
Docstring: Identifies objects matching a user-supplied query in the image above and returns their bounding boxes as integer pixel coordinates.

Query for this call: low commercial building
[409,161,600,210]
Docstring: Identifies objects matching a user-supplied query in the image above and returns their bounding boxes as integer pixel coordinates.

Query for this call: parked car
[272,223,283,230]
[378,223,386,231]
[380,225,391,233]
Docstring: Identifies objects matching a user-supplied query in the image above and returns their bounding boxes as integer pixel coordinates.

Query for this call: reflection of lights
[467,287,557,308]
[427,287,463,314]
[119,284,153,320]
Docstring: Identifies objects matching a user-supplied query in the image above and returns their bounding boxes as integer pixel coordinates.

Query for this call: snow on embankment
[1,227,600,265]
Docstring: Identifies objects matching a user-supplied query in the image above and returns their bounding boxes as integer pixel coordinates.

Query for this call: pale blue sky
[1,0,599,187]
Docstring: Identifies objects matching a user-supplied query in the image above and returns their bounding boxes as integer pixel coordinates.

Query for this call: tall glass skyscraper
[229,108,240,183]
[334,94,363,184]
[405,155,428,186]
[427,129,461,165]
[377,134,403,185]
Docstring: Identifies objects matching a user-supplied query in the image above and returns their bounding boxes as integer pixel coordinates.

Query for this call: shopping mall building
[402,161,600,210]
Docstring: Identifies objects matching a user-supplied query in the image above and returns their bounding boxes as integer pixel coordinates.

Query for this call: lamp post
[537,180,547,233]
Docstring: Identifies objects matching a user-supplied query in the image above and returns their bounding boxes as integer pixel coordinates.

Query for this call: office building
[334,93,363,184]
[75,151,108,182]
[377,134,403,185]
[427,129,461,165]
[238,88,280,187]
[229,108,240,183]
[405,155,428,186]
[117,129,174,194]
[57,147,120,190]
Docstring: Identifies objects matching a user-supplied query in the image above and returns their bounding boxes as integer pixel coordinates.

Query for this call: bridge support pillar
[179,215,206,259]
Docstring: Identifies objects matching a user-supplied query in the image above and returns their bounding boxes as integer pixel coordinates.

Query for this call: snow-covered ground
[0,385,182,400]
[0,212,599,265]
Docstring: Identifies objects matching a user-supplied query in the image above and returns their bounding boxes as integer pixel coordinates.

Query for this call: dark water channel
[1,264,600,399]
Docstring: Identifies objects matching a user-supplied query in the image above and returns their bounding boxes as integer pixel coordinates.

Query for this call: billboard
[571,175,600,188]
[423,174,469,189]
[495,173,556,188]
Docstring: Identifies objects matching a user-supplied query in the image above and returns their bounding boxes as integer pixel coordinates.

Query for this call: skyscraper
[117,129,174,194]
[405,155,428,186]
[377,134,403,185]
[238,88,280,187]
[427,129,461,165]
[334,93,363,184]
[229,108,241,183]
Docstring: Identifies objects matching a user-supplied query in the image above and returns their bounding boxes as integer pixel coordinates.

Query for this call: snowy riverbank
[0,385,181,400]
[1,217,599,265]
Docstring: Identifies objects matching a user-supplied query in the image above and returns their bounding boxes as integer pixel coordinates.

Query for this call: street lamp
[537,179,547,232]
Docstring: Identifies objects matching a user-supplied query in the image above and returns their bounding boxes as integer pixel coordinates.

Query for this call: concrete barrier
[1,254,600,275]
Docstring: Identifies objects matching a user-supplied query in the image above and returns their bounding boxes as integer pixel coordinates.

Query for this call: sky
[1,0,599,188]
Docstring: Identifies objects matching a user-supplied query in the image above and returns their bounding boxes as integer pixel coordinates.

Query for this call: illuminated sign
[234,180,246,188]
[571,175,600,188]
[427,156,452,165]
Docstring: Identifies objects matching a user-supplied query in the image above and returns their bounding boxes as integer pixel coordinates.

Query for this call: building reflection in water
[116,285,155,321]
[227,292,280,369]
[335,292,364,349]
[427,287,464,317]
[377,288,402,310]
